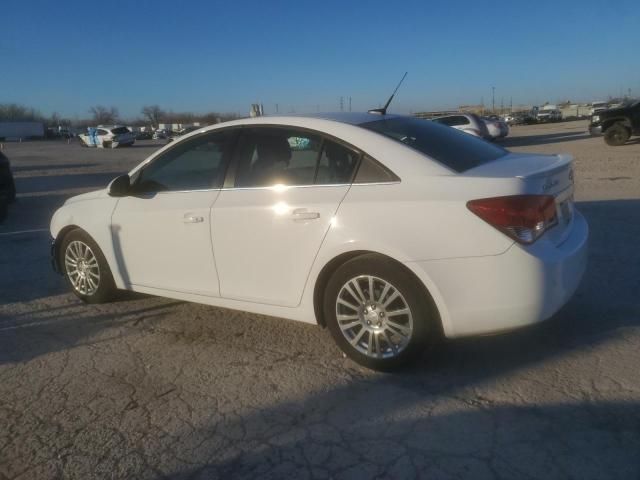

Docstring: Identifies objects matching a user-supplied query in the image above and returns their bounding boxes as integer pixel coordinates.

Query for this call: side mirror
[108,174,131,197]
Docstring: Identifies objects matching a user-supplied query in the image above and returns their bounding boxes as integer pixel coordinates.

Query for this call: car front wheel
[60,229,117,303]
[324,254,435,370]
[604,124,630,146]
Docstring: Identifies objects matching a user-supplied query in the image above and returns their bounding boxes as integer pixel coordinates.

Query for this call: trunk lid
[465,152,575,245]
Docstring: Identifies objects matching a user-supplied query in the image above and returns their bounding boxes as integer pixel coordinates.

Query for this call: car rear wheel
[324,254,434,370]
[60,229,117,303]
[604,124,630,146]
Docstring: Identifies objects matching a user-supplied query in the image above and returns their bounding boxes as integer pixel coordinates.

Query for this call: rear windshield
[361,117,507,173]
[111,127,130,134]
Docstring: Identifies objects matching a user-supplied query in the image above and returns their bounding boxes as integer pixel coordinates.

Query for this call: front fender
[50,196,124,286]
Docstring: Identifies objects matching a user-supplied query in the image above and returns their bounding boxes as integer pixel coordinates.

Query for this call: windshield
[361,117,507,173]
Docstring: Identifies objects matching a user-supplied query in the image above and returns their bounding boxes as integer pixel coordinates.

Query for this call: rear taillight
[467,195,558,244]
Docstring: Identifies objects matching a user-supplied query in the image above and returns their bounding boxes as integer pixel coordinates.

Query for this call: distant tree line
[0,103,241,129]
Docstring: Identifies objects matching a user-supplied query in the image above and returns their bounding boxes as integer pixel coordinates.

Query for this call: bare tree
[141,105,165,128]
[89,105,118,125]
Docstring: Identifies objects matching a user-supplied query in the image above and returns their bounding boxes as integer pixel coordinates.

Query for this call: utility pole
[275,104,279,113]
[500,97,504,114]
[510,96,513,114]
[480,96,484,115]
[349,97,352,112]
[491,86,496,114]
[339,96,344,112]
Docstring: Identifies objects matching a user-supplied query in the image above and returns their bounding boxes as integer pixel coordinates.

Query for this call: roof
[265,112,403,126]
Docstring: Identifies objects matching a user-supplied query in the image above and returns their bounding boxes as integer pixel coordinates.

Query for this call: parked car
[50,112,588,370]
[482,117,510,140]
[589,100,640,146]
[536,110,562,122]
[152,129,170,140]
[135,131,153,140]
[167,125,204,143]
[0,150,16,222]
[431,113,491,139]
[79,126,136,148]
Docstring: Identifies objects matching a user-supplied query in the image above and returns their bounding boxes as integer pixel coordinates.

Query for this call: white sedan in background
[50,113,588,370]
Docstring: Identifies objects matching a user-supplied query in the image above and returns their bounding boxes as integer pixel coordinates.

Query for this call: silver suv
[431,114,491,140]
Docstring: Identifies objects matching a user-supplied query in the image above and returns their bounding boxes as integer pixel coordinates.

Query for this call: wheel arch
[52,225,83,273]
[312,250,444,337]
[602,117,632,131]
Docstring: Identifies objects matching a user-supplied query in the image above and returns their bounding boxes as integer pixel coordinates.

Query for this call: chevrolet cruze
[50,113,588,370]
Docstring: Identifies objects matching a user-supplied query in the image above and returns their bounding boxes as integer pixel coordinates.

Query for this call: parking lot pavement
[1,127,639,479]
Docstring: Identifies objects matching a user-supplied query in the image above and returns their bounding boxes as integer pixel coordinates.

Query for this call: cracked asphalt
[1,122,639,479]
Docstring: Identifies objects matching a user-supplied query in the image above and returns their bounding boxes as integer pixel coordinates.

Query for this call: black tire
[323,254,436,371]
[7,175,16,203]
[0,197,7,223]
[59,229,118,303]
[604,124,630,146]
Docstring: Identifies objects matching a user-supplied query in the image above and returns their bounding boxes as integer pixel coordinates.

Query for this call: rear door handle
[292,208,320,222]
[183,214,204,224]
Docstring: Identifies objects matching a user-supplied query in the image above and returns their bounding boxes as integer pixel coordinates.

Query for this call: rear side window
[434,116,469,126]
[111,127,130,134]
[315,140,359,184]
[234,128,322,187]
[361,117,507,173]
[233,128,361,187]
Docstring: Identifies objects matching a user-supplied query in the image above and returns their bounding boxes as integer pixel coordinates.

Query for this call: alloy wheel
[64,240,100,295]
[335,275,413,359]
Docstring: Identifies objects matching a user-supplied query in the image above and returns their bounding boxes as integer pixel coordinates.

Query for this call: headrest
[256,135,291,164]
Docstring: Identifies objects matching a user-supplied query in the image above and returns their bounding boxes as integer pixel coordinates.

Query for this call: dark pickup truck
[589,100,640,146]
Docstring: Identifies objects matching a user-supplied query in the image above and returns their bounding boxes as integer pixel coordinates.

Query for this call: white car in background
[536,110,562,123]
[482,116,510,140]
[50,113,588,370]
[431,113,491,139]
[79,126,135,148]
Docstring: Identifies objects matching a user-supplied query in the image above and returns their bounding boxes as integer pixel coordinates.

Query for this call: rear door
[211,126,359,307]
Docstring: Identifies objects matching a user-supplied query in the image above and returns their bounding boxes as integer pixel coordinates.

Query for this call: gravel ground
[1,122,639,479]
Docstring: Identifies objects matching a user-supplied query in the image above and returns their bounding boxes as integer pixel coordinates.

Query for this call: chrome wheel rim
[64,240,100,295]
[335,275,413,359]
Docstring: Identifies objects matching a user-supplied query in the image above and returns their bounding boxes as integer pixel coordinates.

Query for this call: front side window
[134,130,235,192]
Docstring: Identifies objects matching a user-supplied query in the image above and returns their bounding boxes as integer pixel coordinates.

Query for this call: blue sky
[1,0,639,119]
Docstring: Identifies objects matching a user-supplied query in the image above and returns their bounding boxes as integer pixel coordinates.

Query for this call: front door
[111,129,236,296]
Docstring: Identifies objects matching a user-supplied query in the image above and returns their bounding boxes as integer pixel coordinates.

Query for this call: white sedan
[50,113,588,370]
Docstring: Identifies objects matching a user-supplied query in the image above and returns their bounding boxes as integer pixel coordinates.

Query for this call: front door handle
[183,214,204,224]
[292,208,320,222]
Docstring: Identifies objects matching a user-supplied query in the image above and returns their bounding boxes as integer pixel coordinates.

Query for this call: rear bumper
[406,210,588,338]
